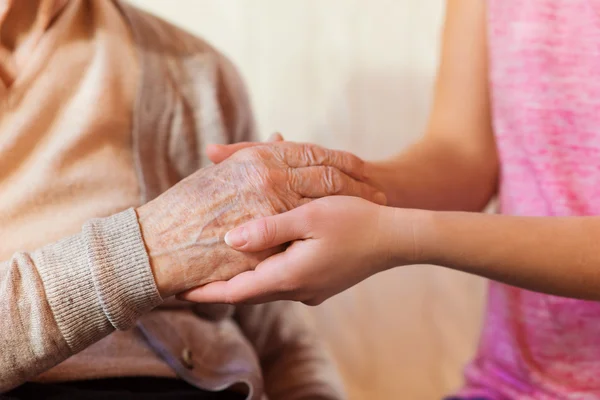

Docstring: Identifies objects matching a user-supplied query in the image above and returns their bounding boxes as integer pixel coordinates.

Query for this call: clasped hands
[137,137,416,306]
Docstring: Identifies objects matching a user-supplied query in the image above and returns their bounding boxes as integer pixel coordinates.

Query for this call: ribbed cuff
[36,208,163,352]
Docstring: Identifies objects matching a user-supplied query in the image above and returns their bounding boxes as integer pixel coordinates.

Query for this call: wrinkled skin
[136,142,386,298]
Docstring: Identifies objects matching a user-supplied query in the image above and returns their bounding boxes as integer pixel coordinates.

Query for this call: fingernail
[268,132,283,142]
[374,192,387,205]
[225,228,248,248]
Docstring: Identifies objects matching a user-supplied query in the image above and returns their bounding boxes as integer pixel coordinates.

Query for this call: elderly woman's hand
[136,142,386,298]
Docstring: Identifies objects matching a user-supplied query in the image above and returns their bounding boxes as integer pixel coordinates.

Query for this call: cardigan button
[181,348,194,369]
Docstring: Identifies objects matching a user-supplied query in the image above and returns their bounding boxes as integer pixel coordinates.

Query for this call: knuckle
[354,158,366,179]
[235,146,259,161]
[257,219,277,245]
[357,156,366,172]
[348,152,365,169]
[255,173,273,191]
[285,168,299,192]
[325,147,341,165]
[340,151,365,179]
[302,143,318,164]
[238,147,270,168]
[323,167,343,195]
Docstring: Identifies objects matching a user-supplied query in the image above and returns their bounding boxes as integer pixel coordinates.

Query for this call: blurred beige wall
[128,1,487,399]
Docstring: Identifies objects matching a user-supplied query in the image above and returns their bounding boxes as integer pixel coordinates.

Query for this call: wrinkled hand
[137,143,387,298]
[179,196,418,306]
[206,132,284,164]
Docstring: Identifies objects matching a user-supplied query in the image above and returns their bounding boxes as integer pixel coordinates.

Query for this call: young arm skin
[369,0,497,211]
[389,209,600,301]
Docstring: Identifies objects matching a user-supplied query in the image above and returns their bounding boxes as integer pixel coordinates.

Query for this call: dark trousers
[2,378,246,400]
[444,397,490,400]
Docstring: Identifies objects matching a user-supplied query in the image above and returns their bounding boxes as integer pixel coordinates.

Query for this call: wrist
[378,206,435,269]
[136,194,259,298]
[136,202,178,298]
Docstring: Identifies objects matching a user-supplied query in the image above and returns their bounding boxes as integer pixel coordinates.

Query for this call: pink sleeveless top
[460,1,600,399]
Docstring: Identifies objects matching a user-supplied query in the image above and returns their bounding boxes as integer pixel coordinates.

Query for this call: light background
[128,2,487,398]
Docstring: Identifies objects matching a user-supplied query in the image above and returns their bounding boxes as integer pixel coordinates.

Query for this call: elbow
[462,147,499,212]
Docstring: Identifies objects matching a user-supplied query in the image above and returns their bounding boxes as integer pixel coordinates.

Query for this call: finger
[282,143,367,181]
[180,251,294,304]
[226,249,301,303]
[224,207,310,252]
[180,274,284,305]
[268,132,284,142]
[290,166,387,205]
[178,281,230,303]
[206,142,262,164]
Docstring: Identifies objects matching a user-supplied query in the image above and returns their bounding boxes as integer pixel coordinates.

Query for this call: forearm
[0,209,162,392]
[369,137,498,211]
[391,209,600,300]
[362,0,494,212]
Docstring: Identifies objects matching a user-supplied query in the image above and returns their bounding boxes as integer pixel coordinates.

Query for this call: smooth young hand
[179,196,418,305]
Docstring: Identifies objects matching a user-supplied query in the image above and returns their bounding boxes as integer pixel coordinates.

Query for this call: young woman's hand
[180,196,418,305]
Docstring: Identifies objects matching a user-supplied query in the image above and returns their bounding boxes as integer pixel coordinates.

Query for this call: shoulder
[117,1,249,101]
[118,2,222,61]
[116,2,256,193]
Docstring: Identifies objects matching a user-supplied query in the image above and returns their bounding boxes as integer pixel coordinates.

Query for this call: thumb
[268,132,284,142]
[206,133,285,164]
[225,207,309,252]
[206,142,257,164]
